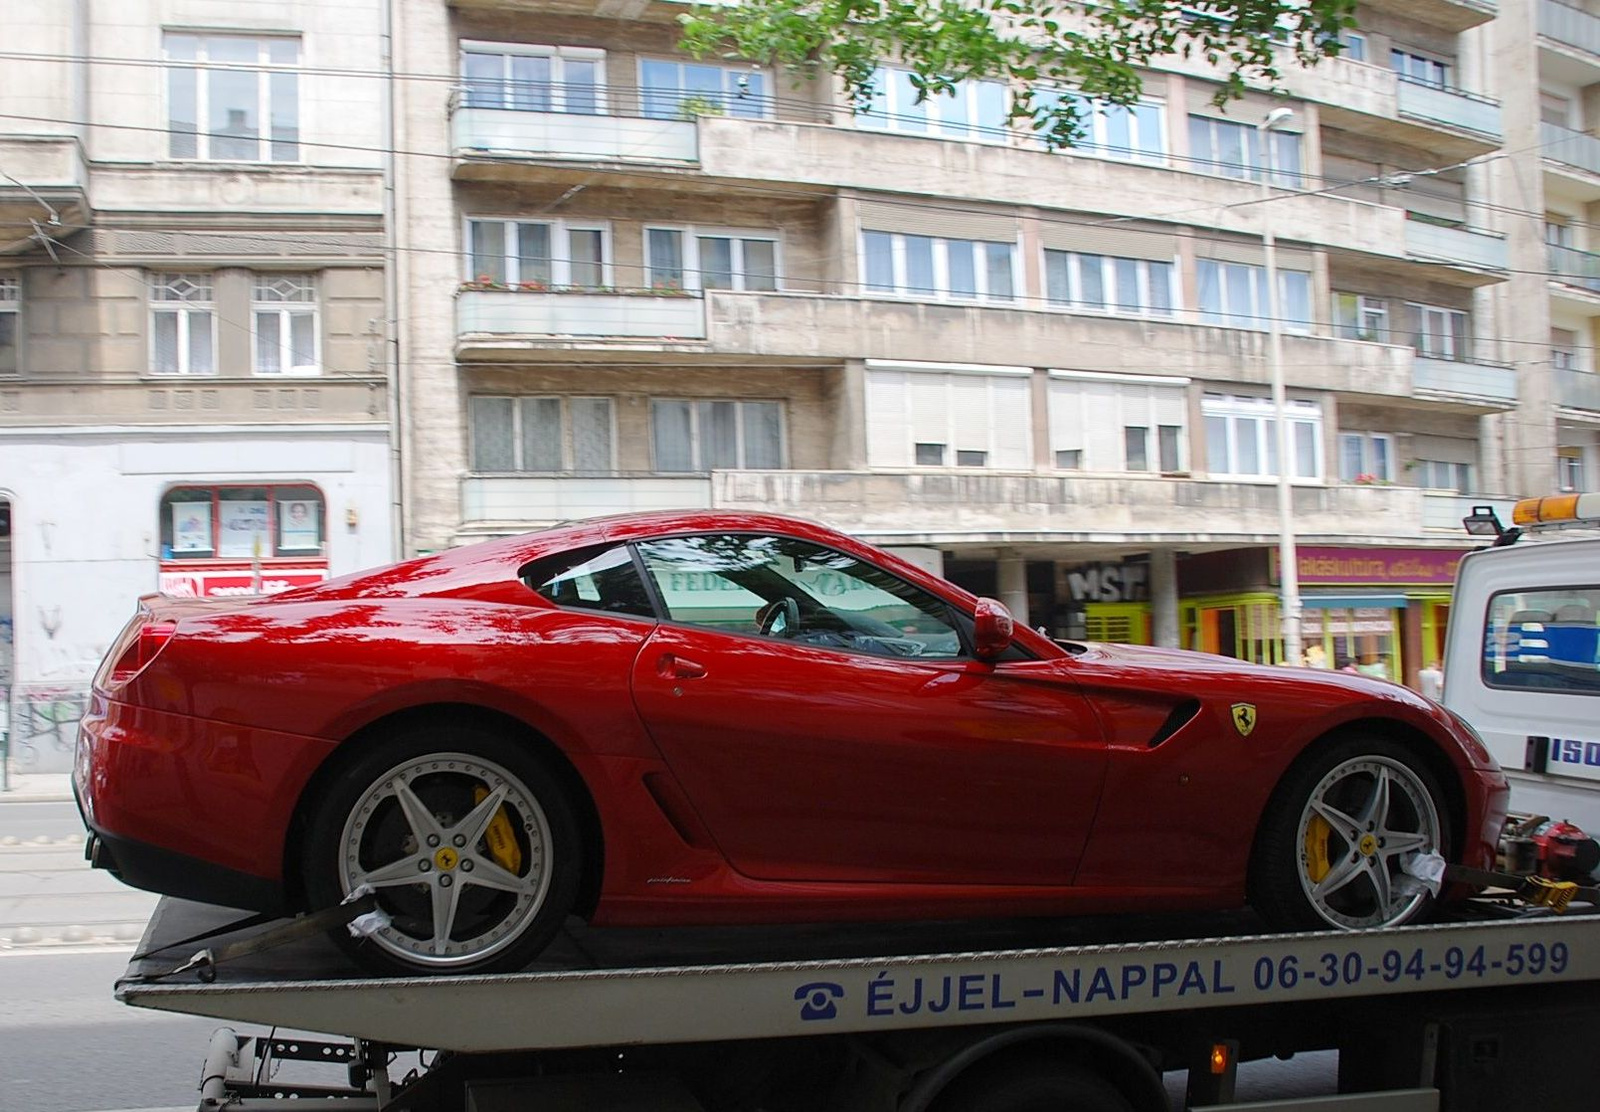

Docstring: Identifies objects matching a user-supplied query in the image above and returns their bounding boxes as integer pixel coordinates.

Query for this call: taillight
[106,620,178,686]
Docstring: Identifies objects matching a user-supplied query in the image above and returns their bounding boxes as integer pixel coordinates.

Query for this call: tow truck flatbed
[113,896,1600,1112]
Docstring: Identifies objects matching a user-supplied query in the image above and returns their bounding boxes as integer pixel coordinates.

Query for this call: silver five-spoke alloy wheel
[338,752,554,969]
[1294,754,1441,930]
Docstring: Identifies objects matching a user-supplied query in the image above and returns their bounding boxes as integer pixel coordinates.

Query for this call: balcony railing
[1395,77,1501,139]
[1404,219,1507,271]
[1549,243,1600,292]
[1412,355,1518,404]
[461,475,710,525]
[448,83,723,163]
[1420,491,1518,532]
[1540,0,1600,56]
[456,288,707,341]
[1557,366,1600,410]
[708,470,1428,542]
[1542,122,1600,177]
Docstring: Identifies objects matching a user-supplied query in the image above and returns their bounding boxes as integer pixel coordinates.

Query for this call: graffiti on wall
[3,683,87,772]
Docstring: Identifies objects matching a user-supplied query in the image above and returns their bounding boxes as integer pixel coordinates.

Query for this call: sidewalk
[0,772,75,802]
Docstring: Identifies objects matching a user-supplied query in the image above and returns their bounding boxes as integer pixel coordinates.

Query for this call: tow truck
[1447,493,1600,832]
[116,885,1600,1112]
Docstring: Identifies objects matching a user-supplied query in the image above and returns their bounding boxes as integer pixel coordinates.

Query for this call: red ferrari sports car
[77,511,1508,975]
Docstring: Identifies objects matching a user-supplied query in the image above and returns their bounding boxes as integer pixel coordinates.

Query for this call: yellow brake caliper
[1304,814,1333,883]
[474,785,523,874]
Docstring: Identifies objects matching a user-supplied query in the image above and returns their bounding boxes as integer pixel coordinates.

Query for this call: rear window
[1482,586,1600,695]
[521,545,657,619]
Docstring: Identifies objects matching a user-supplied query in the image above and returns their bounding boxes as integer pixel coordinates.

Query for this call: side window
[522,545,656,619]
[633,533,965,660]
[1483,587,1600,694]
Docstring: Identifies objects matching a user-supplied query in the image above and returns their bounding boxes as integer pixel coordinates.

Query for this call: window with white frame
[1559,447,1586,493]
[856,66,1009,142]
[1188,115,1302,186]
[1202,393,1323,480]
[1049,372,1188,473]
[0,274,18,375]
[865,364,1032,469]
[1414,459,1473,493]
[645,227,778,292]
[1033,90,1165,163]
[1333,293,1389,342]
[1391,48,1449,88]
[461,43,602,114]
[1044,250,1175,317]
[1338,432,1394,483]
[150,273,216,375]
[862,231,1016,301]
[1337,31,1367,63]
[1546,217,1574,248]
[165,33,299,162]
[252,274,318,375]
[466,218,609,288]
[1198,260,1311,332]
[638,58,768,120]
[1553,327,1580,372]
[651,399,783,472]
[1407,303,1472,362]
[470,395,614,473]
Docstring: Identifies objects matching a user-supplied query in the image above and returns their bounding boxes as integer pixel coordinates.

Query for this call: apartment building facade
[0,0,395,773]
[393,0,1529,689]
[1493,0,1600,495]
[8,0,1597,775]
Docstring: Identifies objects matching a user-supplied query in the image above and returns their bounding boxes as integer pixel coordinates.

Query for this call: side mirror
[972,598,1014,661]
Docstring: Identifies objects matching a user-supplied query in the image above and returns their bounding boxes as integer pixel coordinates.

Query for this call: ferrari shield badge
[1230,703,1257,737]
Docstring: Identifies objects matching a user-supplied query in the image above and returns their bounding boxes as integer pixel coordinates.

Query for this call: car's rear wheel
[1252,736,1448,932]
[303,724,580,975]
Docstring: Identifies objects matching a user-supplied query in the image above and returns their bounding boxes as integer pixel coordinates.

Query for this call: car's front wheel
[303,724,581,975]
[1253,736,1449,932]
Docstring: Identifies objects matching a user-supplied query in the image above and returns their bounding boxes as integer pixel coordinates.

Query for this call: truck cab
[1443,494,1600,830]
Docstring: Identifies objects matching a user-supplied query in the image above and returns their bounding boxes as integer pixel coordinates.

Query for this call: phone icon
[794,981,844,1021]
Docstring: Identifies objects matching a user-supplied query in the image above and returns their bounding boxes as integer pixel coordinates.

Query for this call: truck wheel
[932,1062,1133,1112]
[1253,736,1448,932]
[303,725,581,975]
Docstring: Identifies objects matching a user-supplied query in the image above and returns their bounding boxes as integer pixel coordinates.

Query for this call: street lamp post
[1259,107,1302,666]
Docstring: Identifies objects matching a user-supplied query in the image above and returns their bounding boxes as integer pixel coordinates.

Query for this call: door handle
[657,653,707,680]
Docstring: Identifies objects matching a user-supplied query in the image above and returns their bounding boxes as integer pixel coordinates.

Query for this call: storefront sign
[1066,561,1149,603]
[158,568,328,599]
[1292,548,1467,586]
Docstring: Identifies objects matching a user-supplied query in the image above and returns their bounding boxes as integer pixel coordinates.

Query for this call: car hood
[1063,639,1434,706]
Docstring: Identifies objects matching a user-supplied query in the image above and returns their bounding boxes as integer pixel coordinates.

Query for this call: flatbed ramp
[118,898,1600,1053]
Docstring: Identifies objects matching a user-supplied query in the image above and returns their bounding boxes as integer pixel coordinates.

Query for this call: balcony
[1540,0,1600,59]
[1543,123,1600,179]
[708,470,1429,545]
[460,475,710,531]
[456,287,707,347]
[0,135,89,253]
[1411,356,1518,406]
[1403,220,1507,276]
[1363,0,1496,33]
[1420,491,1518,533]
[1549,244,1600,294]
[706,290,1517,405]
[450,88,698,166]
[1395,78,1501,142]
[1557,367,1600,411]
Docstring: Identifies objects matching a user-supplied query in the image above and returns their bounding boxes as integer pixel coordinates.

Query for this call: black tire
[932,1062,1133,1112]
[1252,735,1450,933]
[303,722,582,976]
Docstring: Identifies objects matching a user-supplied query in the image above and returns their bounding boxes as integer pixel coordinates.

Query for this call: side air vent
[1148,698,1201,748]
